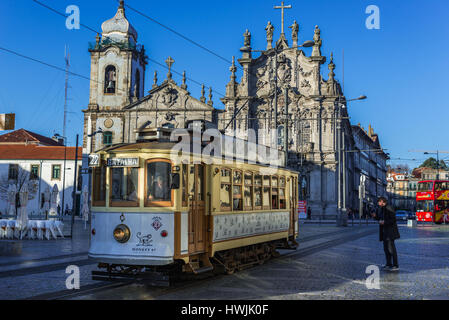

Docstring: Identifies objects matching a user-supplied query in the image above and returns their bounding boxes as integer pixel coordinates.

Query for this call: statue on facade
[289,20,299,47]
[243,29,251,48]
[265,21,274,49]
[312,25,322,57]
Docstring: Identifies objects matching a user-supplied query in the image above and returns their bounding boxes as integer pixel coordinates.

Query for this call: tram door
[188,164,206,253]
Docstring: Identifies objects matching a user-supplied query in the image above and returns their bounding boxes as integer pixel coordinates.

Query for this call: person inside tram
[148,174,169,201]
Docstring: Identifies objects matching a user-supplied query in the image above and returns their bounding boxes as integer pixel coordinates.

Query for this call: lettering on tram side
[106,157,139,167]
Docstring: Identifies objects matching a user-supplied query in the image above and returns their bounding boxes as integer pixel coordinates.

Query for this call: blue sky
[0,0,448,168]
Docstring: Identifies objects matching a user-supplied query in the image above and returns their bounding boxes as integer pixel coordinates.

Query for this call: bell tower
[87,0,146,110]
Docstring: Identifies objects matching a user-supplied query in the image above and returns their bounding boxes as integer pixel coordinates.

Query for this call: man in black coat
[371,197,400,271]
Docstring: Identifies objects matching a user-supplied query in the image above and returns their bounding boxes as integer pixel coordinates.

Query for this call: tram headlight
[113,224,131,243]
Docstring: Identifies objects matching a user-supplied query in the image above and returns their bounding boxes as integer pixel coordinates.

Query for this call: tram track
[24,226,377,300]
[0,258,92,279]
[0,252,88,268]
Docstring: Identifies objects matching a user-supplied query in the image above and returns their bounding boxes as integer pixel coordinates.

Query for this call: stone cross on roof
[165,56,174,80]
[274,1,292,34]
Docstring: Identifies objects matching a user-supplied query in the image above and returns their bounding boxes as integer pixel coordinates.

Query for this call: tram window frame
[109,167,139,207]
[92,165,106,206]
[232,170,243,211]
[243,172,253,211]
[254,174,263,210]
[220,168,232,211]
[272,175,279,209]
[182,163,188,207]
[263,175,271,210]
[145,159,174,207]
[279,176,286,209]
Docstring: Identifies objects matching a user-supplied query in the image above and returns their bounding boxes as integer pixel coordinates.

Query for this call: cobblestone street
[0,220,449,300]
[2,220,447,300]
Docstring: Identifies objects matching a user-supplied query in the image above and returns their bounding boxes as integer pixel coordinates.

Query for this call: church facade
[82,1,387,219]
[217,22,356,217]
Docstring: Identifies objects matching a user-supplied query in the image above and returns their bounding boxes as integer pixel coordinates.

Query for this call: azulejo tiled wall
[213,211,290,242]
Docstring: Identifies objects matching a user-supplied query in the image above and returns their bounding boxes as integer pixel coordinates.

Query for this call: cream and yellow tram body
[88,137,299,276]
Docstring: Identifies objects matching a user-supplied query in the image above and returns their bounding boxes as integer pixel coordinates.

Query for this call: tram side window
[110,167,138,206]
[146,161,171,204]
[279,176,286,209]
[182,164,188,206]
[220,169,232,211]
[263,175,271,210]
[272,176,279,209]
[244,172,253,210]
[254,174,262,209]
[92,166,106,205]
[233,170,243,211]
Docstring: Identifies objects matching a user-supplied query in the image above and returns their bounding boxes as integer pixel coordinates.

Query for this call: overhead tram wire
[31,0,226,99]
[118,0,304,84]
[0,46,128,96]
[117,0,234,66]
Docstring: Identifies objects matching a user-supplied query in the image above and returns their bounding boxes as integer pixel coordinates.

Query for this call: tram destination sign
[106,157,140,167]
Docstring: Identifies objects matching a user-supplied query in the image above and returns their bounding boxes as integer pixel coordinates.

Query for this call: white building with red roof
[0,129,82,217]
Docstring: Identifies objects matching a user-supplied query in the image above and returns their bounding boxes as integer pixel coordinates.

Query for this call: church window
[277,126,284,147]
[103,131,113,145]
[104,65,117,94]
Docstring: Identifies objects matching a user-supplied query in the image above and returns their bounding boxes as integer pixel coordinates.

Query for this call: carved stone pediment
[124,81,215,112]
[159,86,178,108]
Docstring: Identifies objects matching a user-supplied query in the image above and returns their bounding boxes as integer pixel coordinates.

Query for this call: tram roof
[95,141,297,173]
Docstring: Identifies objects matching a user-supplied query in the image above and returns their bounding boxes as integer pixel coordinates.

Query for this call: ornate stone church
[83,1,384,218]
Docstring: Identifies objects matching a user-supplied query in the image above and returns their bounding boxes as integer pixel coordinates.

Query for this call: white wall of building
[0,159,81,216]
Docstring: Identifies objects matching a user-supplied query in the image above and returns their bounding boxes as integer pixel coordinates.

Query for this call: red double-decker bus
[416,180,449,224]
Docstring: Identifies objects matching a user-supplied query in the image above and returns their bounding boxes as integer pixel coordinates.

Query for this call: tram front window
[110,167,138,206]
[147,161,171,204]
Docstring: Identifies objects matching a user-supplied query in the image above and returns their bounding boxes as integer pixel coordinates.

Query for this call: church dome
[101,0,138,43]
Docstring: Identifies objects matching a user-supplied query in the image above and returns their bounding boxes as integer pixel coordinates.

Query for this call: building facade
[82,1,388,219]
[352,124,388,215]
[0,129,82,216]
[386,171,419,211]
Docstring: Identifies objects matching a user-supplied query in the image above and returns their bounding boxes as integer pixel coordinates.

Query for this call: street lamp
[334,95,367,227]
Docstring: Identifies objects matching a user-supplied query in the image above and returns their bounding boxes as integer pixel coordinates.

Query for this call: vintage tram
[88,127,299,282]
